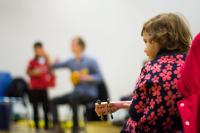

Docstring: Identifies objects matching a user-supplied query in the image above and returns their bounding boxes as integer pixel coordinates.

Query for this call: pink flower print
[137,80,146,88]
[144,126,150,132]
[151,63,161,73]
[145,61,151,67]
[165,64,173,71]
[152,85,161,96]
[176,91,182,98]
[140,93,146,100]
[176,54,183,59]
[146,65,151,72]
[144,107,149,115]
[148,112,157,125]
[140,116,147,123]
[164,91,176,106]
[140,73,145,79]
[150,99,155,109]
[158,57,168,64]
[133,92,138,100]
[152,75,159,83]
[157,106,166,116]
[162,117,174,129]
[126,119,137,133]
[163,82,171,91]
[176,59,184,67]
[139,86,146,92]
[137,77,142,85]
[169,106,176,116]
[160,69,172,81]
[145,73,151,80]
[167,56,176,64]
[156,95,162,104]
[174,67,181,78]
[141,68,147,74]
[161,56,169,60]
[135,101,144,113]
[170,78,178,89]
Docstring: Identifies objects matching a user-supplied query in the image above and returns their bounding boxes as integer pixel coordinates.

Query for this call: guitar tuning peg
[97,99,101,105]
[107,98,114,119]
[97,99,104,120]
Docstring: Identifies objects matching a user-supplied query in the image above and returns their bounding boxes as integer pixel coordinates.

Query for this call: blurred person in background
[27,42,54,131]
[50,36,103,133]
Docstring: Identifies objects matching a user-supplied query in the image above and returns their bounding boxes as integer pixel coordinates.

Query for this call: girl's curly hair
[141,13,192,52]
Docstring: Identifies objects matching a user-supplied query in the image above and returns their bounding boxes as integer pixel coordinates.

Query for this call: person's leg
[30,90,40,130]
[70,92,97,133]
[33,100,39,130]
[51,91,96,133]
[71,102,79,133]
[41,90,49,130]
[51,94,72,125]
[50,93,74,133]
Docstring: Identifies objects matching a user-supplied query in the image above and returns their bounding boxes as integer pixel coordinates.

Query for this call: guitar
[71,69,89,86]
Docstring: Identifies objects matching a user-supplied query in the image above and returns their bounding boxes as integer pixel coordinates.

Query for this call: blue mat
[0,72,12,97]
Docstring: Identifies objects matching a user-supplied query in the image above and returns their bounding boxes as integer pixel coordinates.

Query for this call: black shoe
[45,125,49,130]
[72,127,79,133]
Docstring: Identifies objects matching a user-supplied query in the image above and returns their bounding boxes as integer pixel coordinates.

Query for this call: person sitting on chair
[51,36,103,133]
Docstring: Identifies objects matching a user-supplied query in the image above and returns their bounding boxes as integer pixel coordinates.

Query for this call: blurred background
[0,0,199,133]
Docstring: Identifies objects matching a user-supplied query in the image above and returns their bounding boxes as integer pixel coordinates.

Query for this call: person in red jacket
[177,33,200,133]
[27,42,51,131]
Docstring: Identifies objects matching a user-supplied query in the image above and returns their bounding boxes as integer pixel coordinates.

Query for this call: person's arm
[90,60,102,82]
[52,60,70,69]
[95,83,148,117]
[95,66,148,118]
[27,69,41,77]
[95,101,132,116]
[43,51,51,65]
[26,61,41,77]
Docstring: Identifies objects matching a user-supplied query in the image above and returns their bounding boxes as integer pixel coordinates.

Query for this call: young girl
[95,13,192,132]
[27,42,53,130]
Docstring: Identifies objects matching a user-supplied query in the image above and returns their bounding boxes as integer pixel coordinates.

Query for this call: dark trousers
[51,91,96,131]
[29,89,49,130]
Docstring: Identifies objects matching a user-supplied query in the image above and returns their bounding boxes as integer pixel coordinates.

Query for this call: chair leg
[83,109,87,133]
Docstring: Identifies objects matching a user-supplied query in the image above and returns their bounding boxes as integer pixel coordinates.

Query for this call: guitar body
[71,69,89,86]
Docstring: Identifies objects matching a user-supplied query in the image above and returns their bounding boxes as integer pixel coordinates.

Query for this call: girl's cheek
[144,47,149,56]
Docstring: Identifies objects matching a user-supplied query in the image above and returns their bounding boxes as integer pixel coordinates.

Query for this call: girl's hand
[95,101,127,116]
[41,49,48,57]
[40,50,52,65]
[95,101,132,116]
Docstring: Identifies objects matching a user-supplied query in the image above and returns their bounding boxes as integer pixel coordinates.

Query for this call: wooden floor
[0,122,121,133]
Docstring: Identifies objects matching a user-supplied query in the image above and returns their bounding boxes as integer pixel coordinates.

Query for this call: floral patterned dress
[121,50,186,133]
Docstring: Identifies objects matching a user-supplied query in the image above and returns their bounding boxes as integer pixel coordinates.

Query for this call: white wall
[0,0,199,101]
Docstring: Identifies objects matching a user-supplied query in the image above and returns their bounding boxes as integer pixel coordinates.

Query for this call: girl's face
[143,32,160,60]
[34,47,44,57]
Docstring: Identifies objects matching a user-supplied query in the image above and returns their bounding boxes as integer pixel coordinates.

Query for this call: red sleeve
[27,60,34,72]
